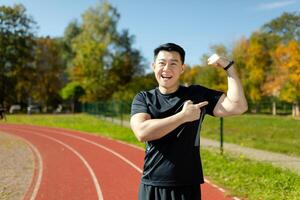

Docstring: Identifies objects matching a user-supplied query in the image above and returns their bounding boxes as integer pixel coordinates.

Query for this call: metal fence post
[120,101,123,127]
[220,117,224,155]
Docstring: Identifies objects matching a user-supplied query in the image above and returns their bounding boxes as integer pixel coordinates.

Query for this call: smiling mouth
[161,75,172,80]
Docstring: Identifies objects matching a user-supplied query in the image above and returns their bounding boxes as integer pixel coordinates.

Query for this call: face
[152,50,185,94]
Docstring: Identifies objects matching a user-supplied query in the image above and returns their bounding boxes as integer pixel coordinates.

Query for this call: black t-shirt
[131,85,223,186]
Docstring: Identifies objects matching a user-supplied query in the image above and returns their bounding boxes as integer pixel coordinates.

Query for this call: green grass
[4,114,143,148]
[202,149,300,200]
[2,113,300,199]
[201,114,300,156]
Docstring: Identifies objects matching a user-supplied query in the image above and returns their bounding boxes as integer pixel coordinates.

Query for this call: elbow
[133,128,149,142]
[242,98,248,113]
[136,133,147,142]
[238,101,248,114]
[240,105,248,114]
[230,102,248,116]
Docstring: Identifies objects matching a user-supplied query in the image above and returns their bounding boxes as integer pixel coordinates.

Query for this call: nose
[163,63,171,71]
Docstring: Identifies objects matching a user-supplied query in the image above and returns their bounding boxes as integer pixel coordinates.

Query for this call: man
[130,43,247,200]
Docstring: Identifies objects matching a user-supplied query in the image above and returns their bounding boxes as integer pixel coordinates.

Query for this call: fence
[248,101,292,115]
[82,100,293,117]
[82,100,132,126]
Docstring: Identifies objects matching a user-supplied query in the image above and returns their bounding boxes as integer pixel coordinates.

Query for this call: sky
[1,0,300,69]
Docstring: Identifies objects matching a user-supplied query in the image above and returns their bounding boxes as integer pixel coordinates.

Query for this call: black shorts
[138,183,201,200]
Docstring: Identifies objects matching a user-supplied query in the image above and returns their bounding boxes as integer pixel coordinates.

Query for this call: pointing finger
[195,101,209,109]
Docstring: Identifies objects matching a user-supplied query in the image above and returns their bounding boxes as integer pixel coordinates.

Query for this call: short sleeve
[203,87,223,116]
[131,92,149,116]
[191,85,223,116]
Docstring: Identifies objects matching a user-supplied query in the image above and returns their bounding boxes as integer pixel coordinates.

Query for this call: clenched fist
[207,54,230,69]
[180,100,208,123]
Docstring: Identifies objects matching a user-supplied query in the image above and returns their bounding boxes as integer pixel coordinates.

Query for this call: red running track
[0,124,238,200]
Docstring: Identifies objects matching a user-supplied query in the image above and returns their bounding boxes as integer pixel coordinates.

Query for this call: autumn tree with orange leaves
[272,40,300,116]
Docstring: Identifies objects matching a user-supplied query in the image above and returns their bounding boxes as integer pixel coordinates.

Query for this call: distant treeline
[0,1,299,116]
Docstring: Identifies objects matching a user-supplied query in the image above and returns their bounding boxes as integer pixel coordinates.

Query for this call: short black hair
[154,43,185,64]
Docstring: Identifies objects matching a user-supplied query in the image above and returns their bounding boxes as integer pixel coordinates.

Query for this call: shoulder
[131,89,157,116]
[133,88,156,102]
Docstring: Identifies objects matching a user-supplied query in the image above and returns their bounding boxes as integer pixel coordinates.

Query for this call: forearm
[225,65,248,110]
[133,112,185,142]
[208,54,248,116]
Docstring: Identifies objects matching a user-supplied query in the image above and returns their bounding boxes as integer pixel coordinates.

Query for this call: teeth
[162,75,172,79]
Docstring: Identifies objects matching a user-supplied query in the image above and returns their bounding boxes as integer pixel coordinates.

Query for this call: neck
[158,84,179,94]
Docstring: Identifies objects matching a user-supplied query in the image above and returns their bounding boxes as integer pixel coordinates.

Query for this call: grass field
[201,114,300,156]
[1,114,300,199]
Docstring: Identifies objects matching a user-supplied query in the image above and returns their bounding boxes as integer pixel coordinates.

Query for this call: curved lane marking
[9,128,104,200]
[44,129,143,174]
[21,126,242,200]
[24,138,43,200]
[0,132,43,200]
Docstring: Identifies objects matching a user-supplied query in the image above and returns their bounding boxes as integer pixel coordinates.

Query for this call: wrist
[224,60,234,71]
[177,111,187,123]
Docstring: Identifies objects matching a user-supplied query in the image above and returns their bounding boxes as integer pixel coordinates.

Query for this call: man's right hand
[180,100,208,123]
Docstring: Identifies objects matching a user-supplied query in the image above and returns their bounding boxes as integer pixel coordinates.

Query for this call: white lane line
[11,128,104,200]
[0,132,43,200]
[23,126,242,200]
[115,140,145,151]
[23,138,43,200]
[40,128,143,174]
[204,177,241,200]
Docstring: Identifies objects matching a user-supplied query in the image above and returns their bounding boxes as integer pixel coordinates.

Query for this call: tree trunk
[293,101,299,117]
[272,101,277,115]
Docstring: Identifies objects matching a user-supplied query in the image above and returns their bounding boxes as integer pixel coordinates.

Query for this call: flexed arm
[207,54,248,117]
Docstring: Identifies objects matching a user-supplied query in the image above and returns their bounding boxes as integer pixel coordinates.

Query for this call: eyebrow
[170,59,179,63]
[157,59,179,63]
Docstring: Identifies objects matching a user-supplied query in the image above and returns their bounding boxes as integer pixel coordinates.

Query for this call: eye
[158,62,165,66]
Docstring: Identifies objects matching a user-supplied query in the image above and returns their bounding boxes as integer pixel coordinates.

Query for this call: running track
[0,124,239,200]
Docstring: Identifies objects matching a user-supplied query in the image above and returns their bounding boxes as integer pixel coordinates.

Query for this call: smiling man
[130,43,247,200]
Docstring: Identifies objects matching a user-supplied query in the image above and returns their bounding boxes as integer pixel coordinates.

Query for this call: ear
[151,62,155,71]
[181,64,186,74]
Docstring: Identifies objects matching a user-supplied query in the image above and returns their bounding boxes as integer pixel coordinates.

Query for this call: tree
[243,32,272,112]
[181,65,201,86]
[67,1,145,102]
[69,1,120,102]
[109,29,145,92]
[31,37,65,112]
[260,12,300,114]
[232,37,248,82]
[272,40,300,117]
[61,19,81,68]
[0,4,36,108]
[60,81,85,112]
[112,73,156,102]
[262,12,300,42]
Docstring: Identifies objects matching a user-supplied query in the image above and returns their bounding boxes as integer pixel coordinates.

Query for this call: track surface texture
[0,124,239,200]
